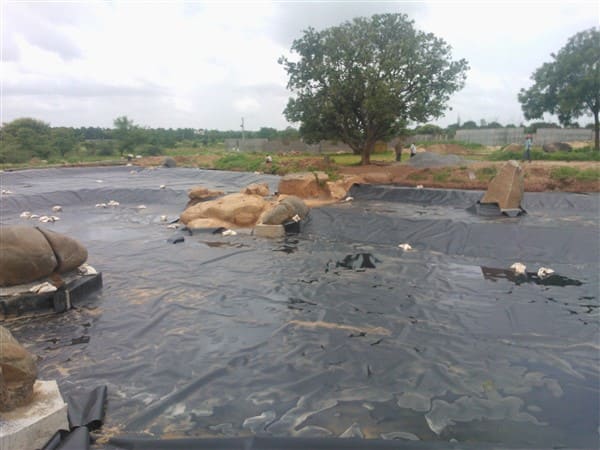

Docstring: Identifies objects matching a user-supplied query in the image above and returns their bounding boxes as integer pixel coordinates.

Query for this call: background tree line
[0,116,301,164]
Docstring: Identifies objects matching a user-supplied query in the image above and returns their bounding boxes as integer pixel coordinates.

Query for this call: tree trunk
[594,109,599,151]
[360,142,374,165]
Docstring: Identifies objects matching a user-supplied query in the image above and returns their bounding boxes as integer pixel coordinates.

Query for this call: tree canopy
[0,118,51,163]
[518,27,600,150]
[280,14,468,164]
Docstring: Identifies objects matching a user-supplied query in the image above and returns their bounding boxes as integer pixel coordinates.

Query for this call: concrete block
[254,224,285,238]
[0,380,68,450]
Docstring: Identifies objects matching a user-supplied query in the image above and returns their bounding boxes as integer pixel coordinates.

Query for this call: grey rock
[542,142,572,153]
[162,157,177,168]
[259,196,309,225]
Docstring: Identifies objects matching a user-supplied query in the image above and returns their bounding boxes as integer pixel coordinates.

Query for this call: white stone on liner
[29,282,57,294]
[78,263,98,275]
[537,267,555,278]
[510,262,527,275]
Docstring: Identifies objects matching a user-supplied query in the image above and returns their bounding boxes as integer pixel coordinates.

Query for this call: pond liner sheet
[107,435,530,449]
[0,167,599,449]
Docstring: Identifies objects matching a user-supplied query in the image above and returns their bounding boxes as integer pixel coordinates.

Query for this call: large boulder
[36,228,88,273]
[180,193,269,227]
[162,157,177,168]
[0,226,57,287]
[0,325,37,412]
[480,160,524,211]
[278,172,330,199]
[259,196,309,225]
[543,142,572,153]
[0,226,89,287]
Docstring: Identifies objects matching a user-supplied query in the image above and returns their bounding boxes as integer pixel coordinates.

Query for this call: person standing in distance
[410,143,417,158]
[523,135,533,162]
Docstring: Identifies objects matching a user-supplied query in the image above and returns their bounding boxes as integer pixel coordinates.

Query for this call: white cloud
[234,96,261,114]
[1,1,597,129]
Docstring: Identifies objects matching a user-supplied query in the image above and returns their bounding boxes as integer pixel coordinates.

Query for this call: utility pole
[240,117,245,152]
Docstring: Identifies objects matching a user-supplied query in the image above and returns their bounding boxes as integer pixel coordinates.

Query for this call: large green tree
[279,14,468,164]
[113,116,145,156]
[518,27,600,150]
[51,127,78,157]
[0,118,52,163]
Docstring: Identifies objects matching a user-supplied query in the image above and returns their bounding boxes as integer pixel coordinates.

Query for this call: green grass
[328,150,402,166]
[550,166,600,182]
[475,166,498,181]
[490,147,600,162]
[407,171,428,181]
[213,152,265,172]
[164,144,225,157]
[432,168,451,182]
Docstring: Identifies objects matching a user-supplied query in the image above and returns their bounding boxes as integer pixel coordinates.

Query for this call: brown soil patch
[338,161,600,192]
[275,157,331,172]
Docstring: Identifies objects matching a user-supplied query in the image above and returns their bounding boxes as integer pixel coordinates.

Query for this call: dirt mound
[502,143,522,152]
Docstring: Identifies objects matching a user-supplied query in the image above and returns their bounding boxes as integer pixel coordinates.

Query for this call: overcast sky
[1,1,598,130]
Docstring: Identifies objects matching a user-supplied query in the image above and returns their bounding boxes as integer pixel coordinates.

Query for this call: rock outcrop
[480,160,524,211]
[542,142,572,153]
[0,325,37,412]
[181,193,269,228]
[0,226,88,287]
[259,196,309,225]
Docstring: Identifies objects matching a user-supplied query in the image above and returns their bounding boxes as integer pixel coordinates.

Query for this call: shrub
[550,167,600,182]
[214,152,264,172]
[136,144,163,156]
[475,166,497,181]
[432,168,451,182]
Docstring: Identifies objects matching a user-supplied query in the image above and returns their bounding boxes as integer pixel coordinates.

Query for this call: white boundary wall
[455,128,526,146]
